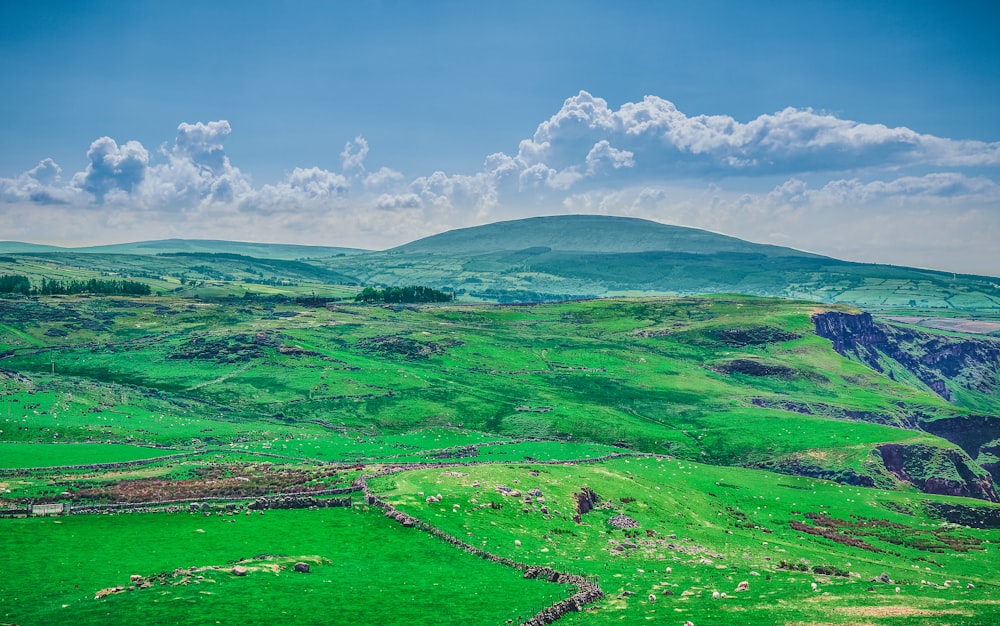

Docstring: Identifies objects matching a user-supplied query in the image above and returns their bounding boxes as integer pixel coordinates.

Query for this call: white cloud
[516,91,1000,180]
[341,135,369,172]
[71,137,150,202]
[375,192,422,210]
[1,93,998,272]
[0,158,81,205]
[364,166,405,188]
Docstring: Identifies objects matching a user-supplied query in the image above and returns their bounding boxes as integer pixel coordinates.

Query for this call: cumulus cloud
[515,91,1000,181]
[1,92,999,271]
[243,167,349,215]
[0,158,79,205]
[71,137,150,202]
[173,120,232,171]
[375,193,422,210]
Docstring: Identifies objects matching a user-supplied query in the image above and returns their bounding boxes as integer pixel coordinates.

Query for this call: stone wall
[357,467,606,625]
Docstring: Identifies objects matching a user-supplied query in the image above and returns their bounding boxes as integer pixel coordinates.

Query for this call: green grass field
[0,506,569,625]
[1,289,999,625]
[373,457,1000,625]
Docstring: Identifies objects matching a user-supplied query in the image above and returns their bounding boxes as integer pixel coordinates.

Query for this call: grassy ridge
[374,457,1000,625]
[0,296,982,494]
[1,290,999,625]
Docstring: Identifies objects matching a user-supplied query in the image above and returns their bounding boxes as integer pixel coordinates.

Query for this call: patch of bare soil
[835,605,968,618]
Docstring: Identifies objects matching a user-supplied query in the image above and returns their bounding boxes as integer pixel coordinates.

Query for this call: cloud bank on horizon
[1,91,998,275]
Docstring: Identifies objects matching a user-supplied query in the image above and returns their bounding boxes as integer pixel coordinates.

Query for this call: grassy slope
[374,458,1000,625]
[0,507,567,626]
[2,293,1000,624]
[0,296,973,484]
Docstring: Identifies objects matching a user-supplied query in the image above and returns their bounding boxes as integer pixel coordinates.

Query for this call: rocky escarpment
[813,311,1000,401]
[876,443,999,503]
[814,311,1000,493]
[923,415,1000,484]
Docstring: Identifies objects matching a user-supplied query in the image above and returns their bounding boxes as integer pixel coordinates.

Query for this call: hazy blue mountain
[321,215,1000,310]
[71,239,368,259]
[0,242,66,254]
[388,215,821,257]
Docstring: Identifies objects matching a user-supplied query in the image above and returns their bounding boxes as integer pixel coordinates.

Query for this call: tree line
[354,285,454,304]
[0,274,151,296]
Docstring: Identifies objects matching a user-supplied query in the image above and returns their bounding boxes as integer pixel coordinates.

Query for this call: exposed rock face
[574,487,599,517]
[814,310,1000,494]
[924,501,1000,528]
[813,311,1000,402]
[877,443,999,502]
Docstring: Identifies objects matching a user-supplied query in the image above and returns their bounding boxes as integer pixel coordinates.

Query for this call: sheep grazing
[810,582,818,591]
[968,583,976,589]
[735,581,749,592]
[648,594,656,603]
[514,539,521,547]
[665,567,672,574]
[895,587,900,593]
[684,622,694,626]
[712,591,720,600]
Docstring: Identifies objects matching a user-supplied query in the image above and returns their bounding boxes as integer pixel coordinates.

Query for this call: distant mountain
[321,215,1000,310]
[0,241,66,254]
[0,239,367,260]
[389,214,820,257]
[73,239,368,259]
[3,216,999,311]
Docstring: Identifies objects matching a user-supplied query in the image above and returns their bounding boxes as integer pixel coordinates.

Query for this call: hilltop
[387,214,820,257]
[322,215,1000,310]
[0,239,366,260]
[2,215,1000,311]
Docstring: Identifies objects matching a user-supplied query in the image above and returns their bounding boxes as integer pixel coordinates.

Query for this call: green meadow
[0,506,568,626]
[1,284,999,625]
[373,457,1000,625]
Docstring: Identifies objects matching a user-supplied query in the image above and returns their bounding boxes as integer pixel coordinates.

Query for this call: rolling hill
[3,215,999,311]
[321,215,1000,311]
[2,228,1000,623]
[387,214,820,257]
[0,239,366,260]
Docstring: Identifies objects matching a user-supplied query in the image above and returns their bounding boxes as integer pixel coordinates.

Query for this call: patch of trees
[354,285,454,304]
[0,274,31,295]
[0,275,151,296]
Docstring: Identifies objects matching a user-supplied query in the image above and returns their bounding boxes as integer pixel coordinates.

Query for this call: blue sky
[1,0,998,274]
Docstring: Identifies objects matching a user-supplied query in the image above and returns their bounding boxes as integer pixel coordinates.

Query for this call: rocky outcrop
[924,501,1000,528]
[752,456,877,488]
[813,311,1000,402]
[877,443,999,502]
[922,414,1000,460]
[573,487,600,523]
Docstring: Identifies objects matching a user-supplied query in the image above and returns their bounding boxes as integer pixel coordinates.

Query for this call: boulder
[293,562,310,573]
[232,565,248,577]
